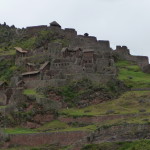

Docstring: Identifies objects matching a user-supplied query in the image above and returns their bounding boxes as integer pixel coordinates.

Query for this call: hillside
[0,21,150,150]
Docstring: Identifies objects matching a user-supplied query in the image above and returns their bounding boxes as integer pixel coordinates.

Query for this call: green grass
[23,89,45,98]
[4,128,38,134]
[0,105,7,109]
[37,120,97,132]
[0,59,18,81]
[17,37,36,49]
[82,140,150,150]
[59,91,150,117]
[0,48,16,55]
[3,120,96,135]
[1,145,72,150]
[116,60,150,88]
[37,120,69,131]
[60,124,97,132]
[4,89,150,135]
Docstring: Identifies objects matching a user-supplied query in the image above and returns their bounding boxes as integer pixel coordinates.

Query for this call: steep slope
[0,22,150,150]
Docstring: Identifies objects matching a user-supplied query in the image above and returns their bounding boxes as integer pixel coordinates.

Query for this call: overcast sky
[0,0,150,60]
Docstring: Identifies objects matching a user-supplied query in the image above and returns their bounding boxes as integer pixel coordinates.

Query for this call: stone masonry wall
[114,46,149,68]
[9,131,90,147]
[25,79,66,88]
[90,124,150,143]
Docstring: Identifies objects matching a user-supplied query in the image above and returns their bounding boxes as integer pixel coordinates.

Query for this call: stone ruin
[13,21,118,89]
[113,45,149,69]
[10,21,150,89]
[0,21,150,106]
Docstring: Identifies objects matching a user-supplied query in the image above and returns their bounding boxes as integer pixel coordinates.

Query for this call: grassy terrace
[0,48,16,55]
[59,91,150,117]
[1,145,71,150]
[1,61,150,136]
[3,91,150,135]
[116,60,150,88]
[2,140,150,150]
[82,140,150,150]
[3,120,97,134]
[23,89,45,98]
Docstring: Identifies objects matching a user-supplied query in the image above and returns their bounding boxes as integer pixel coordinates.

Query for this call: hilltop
[0,21,150,150]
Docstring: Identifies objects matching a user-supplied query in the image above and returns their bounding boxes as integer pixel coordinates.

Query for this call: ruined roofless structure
[50,21,61,28]
[13,21,150,89]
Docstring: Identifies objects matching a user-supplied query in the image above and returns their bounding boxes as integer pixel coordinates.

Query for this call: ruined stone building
[11,21,120,88]
[0,21,149,107]
[113,46,149,69]
[11,21,150,89]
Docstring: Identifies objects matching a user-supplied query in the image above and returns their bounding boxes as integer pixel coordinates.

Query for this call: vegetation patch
[37,120,69,131]
[38,78,127,108]
[4,128,38,134]
[1,144,71,150]
[59,91,150,117]
[82,140,150,150]
[23,89,45,98]
[36,120,97,132]
[116,60,150,88]
[0,59,18,81]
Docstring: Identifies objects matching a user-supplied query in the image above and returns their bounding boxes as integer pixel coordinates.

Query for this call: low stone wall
[58,114,134,124]
[67,73,115,84]
[0,92,7,105]
[25,79,66,88]
[72,124,150,149]
[91,124,150,143]
[113,48,149,69]
[131,88,150,91]
[9,131,90,147]
[0,55,15,61]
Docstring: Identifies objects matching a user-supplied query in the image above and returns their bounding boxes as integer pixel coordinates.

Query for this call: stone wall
[25,79,66,88]
[113,46,149,69]
[8,131,90,147]
[73,124,150,149]
[89,124,150,143]
[26,25,47,35]
[97,40,111,51]
[64,28,77,39]
[143,64,150,73]
[0,55,15,61]
[15,52,50,68]
[133,56,149,68]
[48,42,63,58]
[66,73,115,84]
[7,124,150,149]
[58,114,133,124]
[0,92,7,105]
[69,35,98,49]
